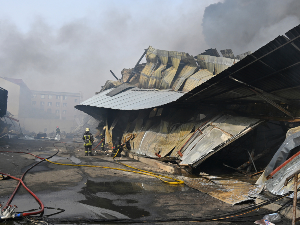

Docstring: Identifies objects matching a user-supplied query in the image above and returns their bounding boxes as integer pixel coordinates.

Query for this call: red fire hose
[0,172,44,217]
[0,144,59,219]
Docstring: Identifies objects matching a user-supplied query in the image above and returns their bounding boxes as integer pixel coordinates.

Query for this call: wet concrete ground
[0,139,292,224]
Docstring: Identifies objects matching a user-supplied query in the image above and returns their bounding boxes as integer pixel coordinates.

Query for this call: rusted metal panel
[131,120,198,158]
[133,120,176,157]
[195,55,236,75]
[182,69,214,92]
[179,115,262,167]
[160,51,181,89]
[265,153,300,195]
[172,55,198,91]
[170,123,195,157]
[139,62,156,89]
[139,46,157,89]
[148,49,168,89]
[256,126,300,195]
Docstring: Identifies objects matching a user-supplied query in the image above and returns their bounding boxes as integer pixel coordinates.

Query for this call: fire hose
[92,138,104,151]
[3,142,292,223]
[72,139,184,184]
[0,142,183,221]
[0,145,59,220]
[39,190,295,224]
[0,172,44,219]
[38,153,184,185]
[1,143,183,187]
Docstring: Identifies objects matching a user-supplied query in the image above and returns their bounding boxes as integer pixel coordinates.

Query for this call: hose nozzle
[0,205,17,219]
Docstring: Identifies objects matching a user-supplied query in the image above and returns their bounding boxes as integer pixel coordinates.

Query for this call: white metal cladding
[179,115,261,166]
[80,88,184,110]
[265,153,300,195]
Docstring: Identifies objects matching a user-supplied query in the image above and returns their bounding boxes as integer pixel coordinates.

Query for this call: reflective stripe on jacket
[83,134,93,146]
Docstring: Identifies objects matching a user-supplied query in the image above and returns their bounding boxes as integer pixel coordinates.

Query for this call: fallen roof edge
[78,87,185,111]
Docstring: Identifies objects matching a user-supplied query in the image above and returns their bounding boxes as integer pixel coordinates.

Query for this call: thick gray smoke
[202,0,300,55]
[0,0,218,100]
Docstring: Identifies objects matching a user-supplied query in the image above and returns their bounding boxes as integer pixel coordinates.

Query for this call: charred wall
[0,87,8,117]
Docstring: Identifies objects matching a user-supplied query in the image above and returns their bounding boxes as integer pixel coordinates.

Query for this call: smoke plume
[202,0,300,55]
[0,0,219,100]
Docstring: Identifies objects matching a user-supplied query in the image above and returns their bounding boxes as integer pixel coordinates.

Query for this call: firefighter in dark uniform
[100,127,106,151]
[56,126,61,135]
[113,137,124,158]
[83,128,94,156]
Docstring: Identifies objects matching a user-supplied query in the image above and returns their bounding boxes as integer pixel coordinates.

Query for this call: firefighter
[113,137,124,158]
[100,127,106,151]
[83,128,94,156]
[55,126,61,140]
[56,126,60,135]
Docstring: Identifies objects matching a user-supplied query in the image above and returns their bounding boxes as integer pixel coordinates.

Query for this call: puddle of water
[84,180,143,195]
[79,180,150,219]
[83,180,187,195]
[78,180,189,220]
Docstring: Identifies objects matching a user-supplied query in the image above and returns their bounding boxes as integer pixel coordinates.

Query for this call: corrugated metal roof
[265,152,300,195]
[179,114,262,167]
[106,83,135,97]
[182,69,214,92]
[79,25,300,113]
[79,87,184,110]
[256,126,300,195]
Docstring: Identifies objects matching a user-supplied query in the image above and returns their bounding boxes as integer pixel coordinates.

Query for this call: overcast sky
[0,0,299,100]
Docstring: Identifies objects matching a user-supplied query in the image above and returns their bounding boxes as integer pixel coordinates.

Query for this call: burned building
[76,24,300,196]
[0,87,7,118]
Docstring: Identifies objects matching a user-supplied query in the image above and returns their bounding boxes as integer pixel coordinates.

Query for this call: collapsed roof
[180,25,300,117]
[76,24,300,169]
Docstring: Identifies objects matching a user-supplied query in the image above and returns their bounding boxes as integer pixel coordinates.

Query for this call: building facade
[31,91,81,121]
[24,90,83,134]
[0,77,32,119]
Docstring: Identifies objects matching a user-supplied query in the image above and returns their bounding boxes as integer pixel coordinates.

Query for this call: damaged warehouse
[3,1,300,224]
[76,24,300,214]
[77,25,300,164]
[0,22,299,225]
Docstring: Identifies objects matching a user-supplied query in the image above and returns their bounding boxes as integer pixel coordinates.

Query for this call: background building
[31,90,81,120]
[0,77,32,120]
[0,76,83,134]
[27,90,83,134]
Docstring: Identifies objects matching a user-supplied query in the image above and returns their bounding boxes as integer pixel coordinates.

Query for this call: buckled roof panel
[79,88,184,110]
[180,24,300,105]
